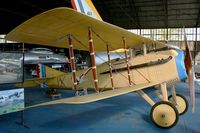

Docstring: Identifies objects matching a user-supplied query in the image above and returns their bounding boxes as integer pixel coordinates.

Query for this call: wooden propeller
[184,31,195,112]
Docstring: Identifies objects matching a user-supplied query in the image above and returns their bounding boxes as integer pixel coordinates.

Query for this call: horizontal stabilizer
[16,78,50,88]
[45,65,67,78]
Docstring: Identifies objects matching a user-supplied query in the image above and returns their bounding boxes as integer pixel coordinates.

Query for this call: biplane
[5,0,195,128]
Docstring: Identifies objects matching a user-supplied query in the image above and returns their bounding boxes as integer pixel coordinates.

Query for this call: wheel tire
[168,94,188,115]
[150,101,179,128]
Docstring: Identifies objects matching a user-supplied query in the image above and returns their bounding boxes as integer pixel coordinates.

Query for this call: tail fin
[36,64,46,78]
[71,0,102,21]
[36,64,46,88]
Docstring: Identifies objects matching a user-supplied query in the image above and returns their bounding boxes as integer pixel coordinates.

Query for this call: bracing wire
[91,29,150,83]
[71,34,136,85]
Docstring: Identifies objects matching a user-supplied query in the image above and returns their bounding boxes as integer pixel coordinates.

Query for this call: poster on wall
[0,88,24,115]
[0,52,23,84]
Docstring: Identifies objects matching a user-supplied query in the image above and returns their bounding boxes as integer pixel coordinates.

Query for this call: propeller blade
[184,31,195,112]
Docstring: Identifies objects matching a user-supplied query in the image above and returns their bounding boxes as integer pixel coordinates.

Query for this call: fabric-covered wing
[6,7,166,51]
[27,82,158,108]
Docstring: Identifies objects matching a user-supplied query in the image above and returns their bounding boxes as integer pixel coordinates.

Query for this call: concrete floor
[0,82,200,133]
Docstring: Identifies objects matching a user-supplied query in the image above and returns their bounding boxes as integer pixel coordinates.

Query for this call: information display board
[0,52,23,84]
[0,88,24,115]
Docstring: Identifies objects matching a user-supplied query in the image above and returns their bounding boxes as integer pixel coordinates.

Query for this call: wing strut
[123,38,132,86]
[106,44,115,89]
[143,43,147,56]
[88,27,99,92]
[68,34,78,95]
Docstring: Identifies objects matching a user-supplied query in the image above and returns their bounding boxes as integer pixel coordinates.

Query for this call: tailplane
[71,0,102,21]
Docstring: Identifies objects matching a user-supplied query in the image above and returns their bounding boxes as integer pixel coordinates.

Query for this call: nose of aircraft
[175,50,188,81]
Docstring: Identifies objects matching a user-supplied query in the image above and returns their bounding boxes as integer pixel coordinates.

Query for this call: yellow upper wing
[6,7,166,51]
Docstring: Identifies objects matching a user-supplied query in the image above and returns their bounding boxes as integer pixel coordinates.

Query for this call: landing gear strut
[168,94,188,115]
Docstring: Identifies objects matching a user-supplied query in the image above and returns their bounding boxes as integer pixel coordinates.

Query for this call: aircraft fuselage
[44,49,187,90]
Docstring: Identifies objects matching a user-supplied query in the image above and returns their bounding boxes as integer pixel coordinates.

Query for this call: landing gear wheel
[151,101,179,128]
[168,94,188,115]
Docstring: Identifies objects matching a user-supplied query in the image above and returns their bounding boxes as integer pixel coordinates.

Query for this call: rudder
[71,0,102,21]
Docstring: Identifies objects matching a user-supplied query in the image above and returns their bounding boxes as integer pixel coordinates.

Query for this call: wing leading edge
[6,7,166,51]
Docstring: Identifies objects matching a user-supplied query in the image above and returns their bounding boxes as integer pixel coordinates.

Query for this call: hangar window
[197,28,200,41]
[129,28,200,41]
[0,34,17,43]
[128,29,140,34]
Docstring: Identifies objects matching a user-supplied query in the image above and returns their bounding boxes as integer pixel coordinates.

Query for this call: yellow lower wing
[26,82,158,108]
[6,7,166,51]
